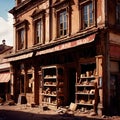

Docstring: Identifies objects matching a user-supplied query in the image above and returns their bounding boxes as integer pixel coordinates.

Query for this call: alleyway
[0,105,120,120]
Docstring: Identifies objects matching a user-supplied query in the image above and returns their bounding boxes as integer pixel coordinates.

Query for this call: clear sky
[0,0,15,46]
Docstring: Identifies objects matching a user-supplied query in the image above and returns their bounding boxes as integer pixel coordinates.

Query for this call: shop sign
[36,34,95,56]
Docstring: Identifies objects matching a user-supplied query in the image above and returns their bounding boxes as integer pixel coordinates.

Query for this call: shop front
[9,32,105,114]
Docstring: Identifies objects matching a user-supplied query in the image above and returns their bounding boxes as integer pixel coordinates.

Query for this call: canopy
[0,72,10,83]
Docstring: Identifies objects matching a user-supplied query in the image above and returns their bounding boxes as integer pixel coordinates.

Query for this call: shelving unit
[41,65,64,109]
[75,62,98,113]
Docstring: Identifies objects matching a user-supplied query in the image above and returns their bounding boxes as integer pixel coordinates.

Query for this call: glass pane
[18,28,24,49]
[89,3,93,25]
[82,2,93,28]
[59,10,67,36]
[64,21,67,29]
[60,14,63,23]
[35,19,42,43]
[60,23,63,29]
[21,29,24,42]
[64,11,67,22]
[83,5,88,28]
[64,30,66,35]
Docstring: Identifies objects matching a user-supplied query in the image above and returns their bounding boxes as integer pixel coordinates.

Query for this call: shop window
[116,2,120,24]
[31,9,45,45]
[80,0,95,29]
[57,10,67,37]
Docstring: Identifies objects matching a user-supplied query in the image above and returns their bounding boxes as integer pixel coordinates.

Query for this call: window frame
[53,0,70,39]
[57,9,68,37]
[15,20,28,51]
[79,0,96,30]
[31,10,45,45]
[17,28,25,50]
[34,18,43,44]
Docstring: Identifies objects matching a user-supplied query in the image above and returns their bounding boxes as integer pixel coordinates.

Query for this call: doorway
[110,74,120,115]
[68,68,76,105]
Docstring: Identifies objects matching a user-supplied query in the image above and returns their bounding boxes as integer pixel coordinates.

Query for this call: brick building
[7,0,120,115]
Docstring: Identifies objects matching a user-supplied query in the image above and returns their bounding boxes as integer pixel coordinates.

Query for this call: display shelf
[75,92,95,95]
[75,62,98,113]
[77,103,94,106]
[41,65,65,109]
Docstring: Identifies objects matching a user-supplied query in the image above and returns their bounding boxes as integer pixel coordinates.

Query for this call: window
[53,0,70,39]
[58,10,67,37]
[81,1,94,29]
[15,20,27,51]
[18,28,25,50]
[31,9,45,45]
[35,19,43,44]
[116,2,120,24]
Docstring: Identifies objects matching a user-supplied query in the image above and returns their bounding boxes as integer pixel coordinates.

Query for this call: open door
[68,68,76,104]
[110,74,120,115]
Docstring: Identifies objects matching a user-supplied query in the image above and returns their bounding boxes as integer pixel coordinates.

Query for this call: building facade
[8,0,120,115]
[0,40,13,101]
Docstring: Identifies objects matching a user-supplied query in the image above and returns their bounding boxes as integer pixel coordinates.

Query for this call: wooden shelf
[80,76,95,79]
[41,65,65,109]
[42,102,57,106]
[76,84,95,87]
[77,103,94,106]
[41,93,57,97]
[44,76,57,79]
[75,62,98,113]
[75,92,95,95]
[44,84,56,87]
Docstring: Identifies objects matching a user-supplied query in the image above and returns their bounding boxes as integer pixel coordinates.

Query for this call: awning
[36,34,96,56]
[7,52,33,62]
[0,72,10,83]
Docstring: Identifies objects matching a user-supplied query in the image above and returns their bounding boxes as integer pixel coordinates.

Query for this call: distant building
[8,0,120,115]
[0,40,13,101]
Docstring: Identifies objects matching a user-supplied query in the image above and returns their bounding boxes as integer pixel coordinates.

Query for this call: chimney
[2,39,5,45]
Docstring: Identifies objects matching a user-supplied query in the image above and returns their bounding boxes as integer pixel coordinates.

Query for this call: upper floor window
[80,0,95,30]
[31,9,45,45]
[15,20,28,51]
[58,10,67,37]
[35,19,43,44]
[18,28,25,50]
[116,2,120,24]
[53,0,70,39]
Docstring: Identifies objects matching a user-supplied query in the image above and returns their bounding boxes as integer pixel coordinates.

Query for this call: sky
[0,0,15,46]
